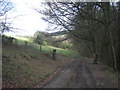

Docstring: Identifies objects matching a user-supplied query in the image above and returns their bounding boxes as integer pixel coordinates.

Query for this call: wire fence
[13,39,62,56]
[12,39,78,59]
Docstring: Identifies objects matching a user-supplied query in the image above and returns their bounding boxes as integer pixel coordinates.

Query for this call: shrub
[42,41,47,46]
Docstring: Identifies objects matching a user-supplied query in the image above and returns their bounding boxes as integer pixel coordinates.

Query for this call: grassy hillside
[2,35,80,88]
[2,43,72,88]
[13,36,33,42]
[12,36,78,57]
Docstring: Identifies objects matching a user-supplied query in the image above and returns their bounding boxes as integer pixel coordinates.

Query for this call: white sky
[4,0,119,36]
[4,0,49,36]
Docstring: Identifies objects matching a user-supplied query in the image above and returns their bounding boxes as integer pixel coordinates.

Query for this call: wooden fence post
[15,39,18,45]
[25,41,27,46]
[40,45,42,52]
[53,49,56,60]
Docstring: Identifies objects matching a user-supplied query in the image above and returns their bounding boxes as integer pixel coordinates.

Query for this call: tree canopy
[36,1,119,71]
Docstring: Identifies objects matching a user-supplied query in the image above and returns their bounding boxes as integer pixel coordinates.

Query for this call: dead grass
[2,44,70,88]
[84,58,118,88]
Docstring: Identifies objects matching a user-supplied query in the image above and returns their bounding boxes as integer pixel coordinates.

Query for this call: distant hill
[50,30,68,36]
[34,30,68,37]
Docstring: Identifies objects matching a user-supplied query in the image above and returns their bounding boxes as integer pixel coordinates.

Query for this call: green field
[12,36,80,58]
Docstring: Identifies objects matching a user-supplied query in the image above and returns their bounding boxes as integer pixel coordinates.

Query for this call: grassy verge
[2,43,71,88]
[106,69,120,79]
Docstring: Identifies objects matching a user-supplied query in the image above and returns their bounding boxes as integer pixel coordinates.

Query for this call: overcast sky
[4,0,49,36]
[4,0,119,36]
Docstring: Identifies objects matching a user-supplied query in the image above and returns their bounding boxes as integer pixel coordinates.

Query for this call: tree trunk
[92,37,98,64]
[105,3,117,71]
[117,4,120,89]
[92,6,98,64]
[109,31,117,71]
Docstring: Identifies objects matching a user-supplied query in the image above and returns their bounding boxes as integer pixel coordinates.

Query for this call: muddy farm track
[42,58,118,88]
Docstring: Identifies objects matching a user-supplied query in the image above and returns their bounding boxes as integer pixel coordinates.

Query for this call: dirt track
[43,58,119,88]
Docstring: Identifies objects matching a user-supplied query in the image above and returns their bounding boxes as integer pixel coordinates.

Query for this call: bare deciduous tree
[36,1,119,71]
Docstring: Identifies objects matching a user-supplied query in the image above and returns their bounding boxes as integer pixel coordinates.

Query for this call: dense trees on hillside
[37,1,119,71]
[33,31,72,49]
